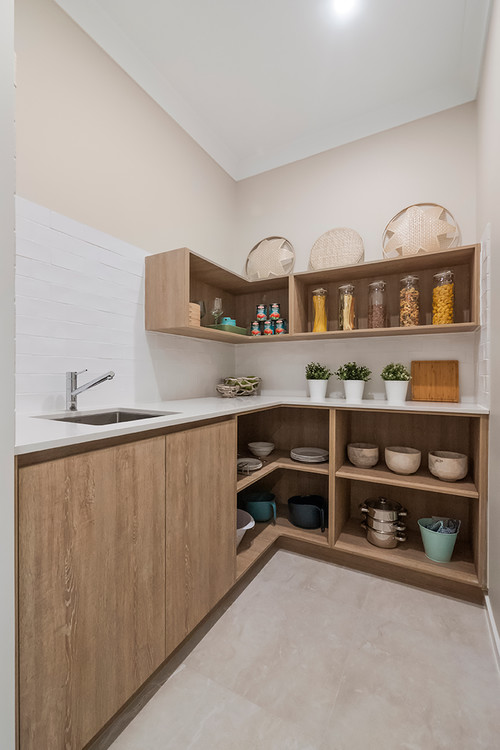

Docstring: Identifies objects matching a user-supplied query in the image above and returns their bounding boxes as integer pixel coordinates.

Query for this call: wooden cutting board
[411,360,459,402]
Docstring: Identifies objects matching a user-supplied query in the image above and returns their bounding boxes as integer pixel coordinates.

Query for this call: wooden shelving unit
[233,404,487,599]
[334,519,478,586]
[335,462,478,498]
[145,244,480,343]
[237,450,329,491]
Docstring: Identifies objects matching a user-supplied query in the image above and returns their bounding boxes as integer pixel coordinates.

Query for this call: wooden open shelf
[334,519,478,586]
[236,512,329,580]
[335,462,478,498]
[145,245,480,343]
[238,450,329,491]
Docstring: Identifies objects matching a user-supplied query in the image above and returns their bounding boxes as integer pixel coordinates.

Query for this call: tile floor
[106,551,500,750]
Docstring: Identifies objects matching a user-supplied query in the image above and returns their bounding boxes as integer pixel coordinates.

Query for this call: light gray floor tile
[109,551,500,750]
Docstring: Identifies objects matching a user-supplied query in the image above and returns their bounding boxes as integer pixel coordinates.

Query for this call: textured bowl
[236,509,255,547]
[385,446,421,475]
[347,442,379,468]
[428,451,468,482]
[215,384,239,398]
[224,376,261,396]
[248,441,275,457]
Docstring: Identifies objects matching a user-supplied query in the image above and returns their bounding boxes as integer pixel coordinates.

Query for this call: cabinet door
[18,437,166,750]
[165,419,236,654]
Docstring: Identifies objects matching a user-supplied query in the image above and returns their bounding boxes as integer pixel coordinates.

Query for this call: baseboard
[485,594,500,671]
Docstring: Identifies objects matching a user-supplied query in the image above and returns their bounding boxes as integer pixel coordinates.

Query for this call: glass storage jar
[312,287,328,333]
[399,275,420,327]
[338,284,355,331]
[367,280,387,329]
[432,270,454,324]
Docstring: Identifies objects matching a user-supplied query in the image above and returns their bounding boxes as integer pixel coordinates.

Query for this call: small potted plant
[381,362,410,404]
[334,361,371,403]
[305,362,333,400]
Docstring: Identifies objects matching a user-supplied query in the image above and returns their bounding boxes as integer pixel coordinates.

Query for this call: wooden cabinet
[145,245,480,343]
[165,419,236,654]
[18,437,166,750]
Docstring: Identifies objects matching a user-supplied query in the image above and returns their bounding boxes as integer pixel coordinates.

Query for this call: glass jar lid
[338,283,354,293]
[368,280,386,290]
[433,270,454,282]
[312,287,327,296]
[400,274,419,284]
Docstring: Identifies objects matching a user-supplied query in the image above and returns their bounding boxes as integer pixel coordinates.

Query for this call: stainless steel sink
[38,409,179,426]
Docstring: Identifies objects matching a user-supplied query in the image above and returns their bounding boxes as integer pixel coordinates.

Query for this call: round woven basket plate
[309,228,364,270]
[245,236,295,281]
[382,203,461,259]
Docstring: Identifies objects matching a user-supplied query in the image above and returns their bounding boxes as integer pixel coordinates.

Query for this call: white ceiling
[55,0,491,180]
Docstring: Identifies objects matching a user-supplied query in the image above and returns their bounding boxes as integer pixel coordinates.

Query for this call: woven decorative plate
[245,237,295,281]
[309,228,364,270]
[383,203,461,259]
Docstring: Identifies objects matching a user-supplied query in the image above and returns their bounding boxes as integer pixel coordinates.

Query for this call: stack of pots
[360,497,407,548]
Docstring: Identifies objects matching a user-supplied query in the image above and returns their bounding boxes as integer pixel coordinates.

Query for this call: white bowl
[428,451,468,482]
[237,509,255,547]
[248,441,275,457]
[385,446,421,475]
[347,442,379,468]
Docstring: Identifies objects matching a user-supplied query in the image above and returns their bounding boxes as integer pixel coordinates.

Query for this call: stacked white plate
[290,447,329,463]
[237,457,263,474]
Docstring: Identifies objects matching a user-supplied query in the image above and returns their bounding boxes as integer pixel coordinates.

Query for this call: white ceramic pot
[385,446,421,475]
[308,379,328,400]
[384,380,409,405]
[428,451,468,482]
[343,380,365,403]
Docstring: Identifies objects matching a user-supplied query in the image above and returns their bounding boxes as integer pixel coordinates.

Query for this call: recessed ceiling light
[332,0,360,19]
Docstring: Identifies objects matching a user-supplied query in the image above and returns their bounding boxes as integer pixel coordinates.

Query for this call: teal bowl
[240,491,276,523]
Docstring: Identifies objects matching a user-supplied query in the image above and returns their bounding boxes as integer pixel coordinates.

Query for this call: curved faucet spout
[66,370,115,411]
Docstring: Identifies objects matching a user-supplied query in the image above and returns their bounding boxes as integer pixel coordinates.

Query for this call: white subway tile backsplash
[15,199,234,412]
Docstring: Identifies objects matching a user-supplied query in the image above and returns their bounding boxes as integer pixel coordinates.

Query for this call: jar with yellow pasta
[432,270,454,325]
[312,287,328,333]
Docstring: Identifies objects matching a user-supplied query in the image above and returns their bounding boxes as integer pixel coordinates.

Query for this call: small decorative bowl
[216,384,239,398]
[428,451,468,482]
[347,443,379,468]
[248,441,275,457]
[385,446,421,475]
[224,376,261,396]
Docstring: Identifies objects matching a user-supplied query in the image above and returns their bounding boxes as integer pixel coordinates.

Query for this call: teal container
[240,492,276,523]
[418,518,459,563]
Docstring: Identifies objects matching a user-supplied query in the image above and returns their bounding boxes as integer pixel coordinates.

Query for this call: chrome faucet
[66,369,115,411]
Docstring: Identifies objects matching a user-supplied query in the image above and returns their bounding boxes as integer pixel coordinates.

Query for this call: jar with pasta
[367,280,387,329]
[399,275,419,327]
[338,284,355,331]
[433,270,454,324]
[312,287,328,333]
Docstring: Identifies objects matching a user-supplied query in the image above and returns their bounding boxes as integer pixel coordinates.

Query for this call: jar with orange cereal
[432,270,454,325]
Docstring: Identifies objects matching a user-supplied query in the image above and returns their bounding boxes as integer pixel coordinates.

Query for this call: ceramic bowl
[236,509,255,547]
[215,384,239,398]
[248,441,275,457]
[347,442,379,468]
[428,451,468,482]
[385,446,421,475]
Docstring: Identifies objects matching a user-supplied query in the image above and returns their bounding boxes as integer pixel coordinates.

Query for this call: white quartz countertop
[15,395,489,456]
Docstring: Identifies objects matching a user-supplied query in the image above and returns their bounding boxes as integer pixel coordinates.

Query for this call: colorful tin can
[263,320,274,335]
[269,302,280,320]
[256,304,267,321]
[275,318,287,335]
[250,321,261,336]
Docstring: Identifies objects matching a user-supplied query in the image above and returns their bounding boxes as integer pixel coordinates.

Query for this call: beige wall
[15,0,238,270]
[1,0,16,745]
[235,104,477,274]
[477,0,500,627]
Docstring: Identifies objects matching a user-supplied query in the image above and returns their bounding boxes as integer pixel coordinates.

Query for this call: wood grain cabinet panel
[165,419,236,654]
[18,437,166,750]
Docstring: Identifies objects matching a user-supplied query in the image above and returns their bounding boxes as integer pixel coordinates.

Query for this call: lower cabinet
[165,418,237,654]
[18,437,167,750]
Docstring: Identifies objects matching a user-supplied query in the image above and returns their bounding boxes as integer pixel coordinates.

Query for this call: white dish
[290,447,329,463]
[248,441,275,457]
[237,458,263,474]
[347,442,379,468]
[428,451,468,482]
